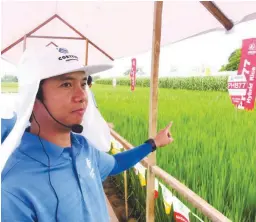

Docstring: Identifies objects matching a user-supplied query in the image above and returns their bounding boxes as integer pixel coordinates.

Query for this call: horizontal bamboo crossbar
[110,128,231,222]
[28,35,85,40]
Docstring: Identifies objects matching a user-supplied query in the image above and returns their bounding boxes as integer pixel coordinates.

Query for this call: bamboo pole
[85,39,89,66]
[146,2,163,222]
[46,42,58,47]
[23,35,27,52]
[200,1,233,30]
[56,14,114,61]
[124,171,128,220]
[2,15,57,54]
[151,166,231,222]
[28,35,85,40]
[110,128,231,222]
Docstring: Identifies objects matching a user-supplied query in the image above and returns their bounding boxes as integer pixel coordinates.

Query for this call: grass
[93,84,256,222]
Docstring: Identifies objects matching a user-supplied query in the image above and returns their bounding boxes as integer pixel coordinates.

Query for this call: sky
[1,18,256,78]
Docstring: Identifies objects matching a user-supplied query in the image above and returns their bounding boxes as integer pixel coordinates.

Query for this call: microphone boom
[41,102,83,133]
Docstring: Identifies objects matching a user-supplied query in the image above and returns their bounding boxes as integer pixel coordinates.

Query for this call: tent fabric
[1,1,256,65]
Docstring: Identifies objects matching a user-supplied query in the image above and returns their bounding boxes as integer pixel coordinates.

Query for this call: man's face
[37,71,88,127]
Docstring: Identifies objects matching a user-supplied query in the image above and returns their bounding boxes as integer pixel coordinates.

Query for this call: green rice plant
[94,84,256,222]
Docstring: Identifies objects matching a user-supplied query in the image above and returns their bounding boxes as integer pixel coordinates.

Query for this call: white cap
[16,46,113,82]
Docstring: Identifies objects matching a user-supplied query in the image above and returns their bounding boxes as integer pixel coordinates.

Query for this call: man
[1,47,174,222]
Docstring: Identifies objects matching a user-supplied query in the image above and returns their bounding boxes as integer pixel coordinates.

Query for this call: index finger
[164,121,173,131]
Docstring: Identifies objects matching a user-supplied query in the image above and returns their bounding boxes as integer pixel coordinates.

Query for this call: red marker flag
[130,58,136,91]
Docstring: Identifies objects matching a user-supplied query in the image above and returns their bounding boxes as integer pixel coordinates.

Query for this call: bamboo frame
[124,171,128,220]
[28,35,85,40]
[151,166,231,222]
[55,14,114,61]
[1,15,56,54]
[110,128,231,222]
[46,42,58,47]
[146,2,163,222]
[1,14,113,62]
[145,2,233,221]
[85,39,89,66]
[1,15,57,54]
[200,1,233,30]
[23,35,27,52]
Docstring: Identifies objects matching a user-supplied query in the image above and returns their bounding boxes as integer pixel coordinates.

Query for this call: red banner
[130,58,136,91]
[232,38,256,110]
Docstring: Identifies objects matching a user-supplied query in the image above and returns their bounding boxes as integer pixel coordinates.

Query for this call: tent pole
[23,35,27,52]
[146,2,163,222]
[85,39,89,66]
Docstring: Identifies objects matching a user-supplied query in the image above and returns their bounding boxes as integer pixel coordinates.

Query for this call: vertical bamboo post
[146,2,163,222]
[124,171,128,220]
[23,34,27,51]
[85,39,89,65]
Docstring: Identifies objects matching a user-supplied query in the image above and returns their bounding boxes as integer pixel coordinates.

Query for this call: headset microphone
[71,124,83,134]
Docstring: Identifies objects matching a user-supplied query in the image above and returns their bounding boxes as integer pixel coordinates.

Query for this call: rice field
[96,76,229,92]
[1,81,255,221]
[93,84,256,222]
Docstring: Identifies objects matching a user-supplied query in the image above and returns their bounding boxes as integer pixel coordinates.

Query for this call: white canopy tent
[2,1,256,65]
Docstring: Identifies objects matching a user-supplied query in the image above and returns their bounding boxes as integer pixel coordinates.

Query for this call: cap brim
[67,64,113,77]
[33,64,113,81]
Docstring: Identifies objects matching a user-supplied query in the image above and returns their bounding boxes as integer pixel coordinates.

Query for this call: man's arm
[95,142,152,181]
[110,142,152,175]
[96,121,174,181]
[1,189,36,222]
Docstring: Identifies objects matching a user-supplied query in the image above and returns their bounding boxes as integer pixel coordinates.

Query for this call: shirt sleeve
[1,189,36,222]
[95,142,152,181]
[110,143,152,176]
[95,150,115,182]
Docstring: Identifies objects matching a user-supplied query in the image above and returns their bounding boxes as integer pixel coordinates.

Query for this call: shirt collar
[18,131,82,166]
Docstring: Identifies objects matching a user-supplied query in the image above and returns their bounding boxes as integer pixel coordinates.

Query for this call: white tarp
[1,1,256,65]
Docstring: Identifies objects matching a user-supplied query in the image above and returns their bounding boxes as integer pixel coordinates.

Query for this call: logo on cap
[58,48,69,54]
[57,47,79,62]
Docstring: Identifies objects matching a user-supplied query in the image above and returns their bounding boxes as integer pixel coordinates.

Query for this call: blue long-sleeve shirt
[1,117,152,222]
